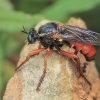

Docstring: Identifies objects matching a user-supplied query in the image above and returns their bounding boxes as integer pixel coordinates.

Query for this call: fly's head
[22,26,40,44]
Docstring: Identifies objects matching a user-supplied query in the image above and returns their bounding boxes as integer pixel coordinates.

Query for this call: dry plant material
[3,18,100,100]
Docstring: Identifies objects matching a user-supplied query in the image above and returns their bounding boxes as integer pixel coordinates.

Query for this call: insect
[16,22,100,90]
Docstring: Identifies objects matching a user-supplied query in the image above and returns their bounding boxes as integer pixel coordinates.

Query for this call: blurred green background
[0,0,100,99]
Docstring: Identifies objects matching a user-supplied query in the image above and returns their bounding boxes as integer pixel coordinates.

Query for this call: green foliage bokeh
[0,0,100,99]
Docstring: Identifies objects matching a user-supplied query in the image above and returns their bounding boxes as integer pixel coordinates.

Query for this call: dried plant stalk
[3,18,100,100]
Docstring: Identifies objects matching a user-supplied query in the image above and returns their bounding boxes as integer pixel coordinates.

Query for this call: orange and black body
[16,22,100,90]
[70,42,96,61]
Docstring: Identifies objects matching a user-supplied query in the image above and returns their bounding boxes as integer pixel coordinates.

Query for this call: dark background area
[0,0,100,99]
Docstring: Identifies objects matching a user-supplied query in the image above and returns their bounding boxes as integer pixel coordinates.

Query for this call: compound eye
[27,34,36,44]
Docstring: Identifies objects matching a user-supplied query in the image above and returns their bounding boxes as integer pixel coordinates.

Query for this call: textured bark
[3,18,100,100]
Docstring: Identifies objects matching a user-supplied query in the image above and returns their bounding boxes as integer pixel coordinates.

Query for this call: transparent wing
[61,25,100,45]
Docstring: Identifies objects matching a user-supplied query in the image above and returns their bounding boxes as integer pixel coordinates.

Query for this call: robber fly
[16,22,100,90]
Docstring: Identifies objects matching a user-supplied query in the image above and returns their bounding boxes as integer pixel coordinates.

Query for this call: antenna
[21,26,28,34]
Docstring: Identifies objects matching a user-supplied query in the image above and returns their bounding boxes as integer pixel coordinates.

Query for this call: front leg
[15,48,46,71]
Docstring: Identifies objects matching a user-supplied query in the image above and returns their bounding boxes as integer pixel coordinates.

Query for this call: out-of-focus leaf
[0,33,21,57]
[4,37,20,56]
[0,46,4,91]
[42,0,100,21]
[0,33,7,43]
[0,11,45,33]
[0,0,13,11]
[2,60,15,86]
[14,0,56,14]
[95,48,100,72]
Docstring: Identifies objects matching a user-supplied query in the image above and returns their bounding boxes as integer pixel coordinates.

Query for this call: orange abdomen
[70,42,96,61]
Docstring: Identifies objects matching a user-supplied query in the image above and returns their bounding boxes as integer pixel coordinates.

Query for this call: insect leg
[15,48,46,71]
[36,50,53,91]
[74,49,88,73]
[73,50,80,71]
[59,50,91,88]
[81,62,88,73]
[60,50,81,70]
[38,42,42,49]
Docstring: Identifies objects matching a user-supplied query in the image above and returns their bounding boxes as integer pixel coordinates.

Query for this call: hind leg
[59,50,91,89]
